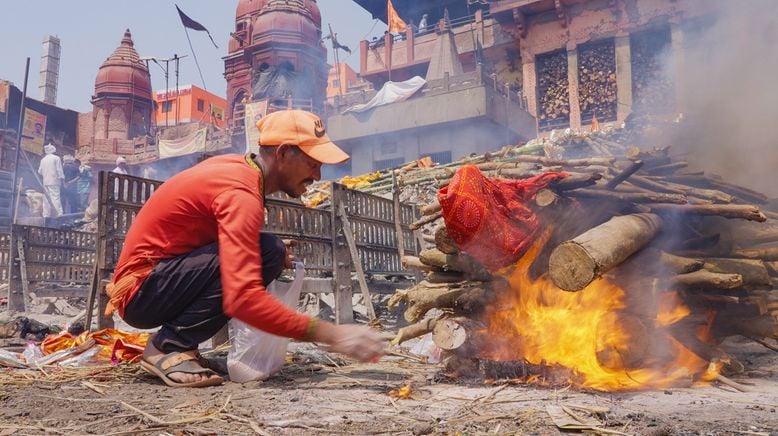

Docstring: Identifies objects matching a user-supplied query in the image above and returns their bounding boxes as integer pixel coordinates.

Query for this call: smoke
[670,0,778,198]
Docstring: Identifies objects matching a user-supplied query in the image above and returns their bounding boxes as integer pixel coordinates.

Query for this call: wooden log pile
[380,125,778,385]
[537,50,570,129]
[630,29,674,114]
[578,41,617,122]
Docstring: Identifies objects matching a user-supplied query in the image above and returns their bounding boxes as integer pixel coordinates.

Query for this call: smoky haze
[670,0,778,198]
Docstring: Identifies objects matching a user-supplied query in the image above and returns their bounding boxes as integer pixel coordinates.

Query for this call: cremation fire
[483,232,718,391]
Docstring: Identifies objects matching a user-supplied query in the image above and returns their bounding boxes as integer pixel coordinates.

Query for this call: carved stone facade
[224,0,328,135]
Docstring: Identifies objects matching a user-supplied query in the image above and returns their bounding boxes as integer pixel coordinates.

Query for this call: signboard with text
[21,108,46,155]
[243,99,268,154]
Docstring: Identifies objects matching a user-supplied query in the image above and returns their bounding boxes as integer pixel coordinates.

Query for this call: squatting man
[106,109,385,387]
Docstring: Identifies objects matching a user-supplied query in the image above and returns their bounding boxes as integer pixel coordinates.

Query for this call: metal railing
[6,225,96,311]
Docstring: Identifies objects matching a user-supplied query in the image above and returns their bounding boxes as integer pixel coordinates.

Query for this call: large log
[702,258,772,288]
[647,204,767,222]
[397,282,486,322]
[391,317,439,346]
[672,269,743,289]
[718,315,778,340]
[434,224,459,255]
[725,221,778,246]
[659,251,704,274]
[432,317,485,351]
[732,246,778,261]
[419,248,490,279]
[426,271,467,283]
[401,255,440,273]
[548,213,664,291]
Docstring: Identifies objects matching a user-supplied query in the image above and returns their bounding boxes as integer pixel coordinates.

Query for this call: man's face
[276,145,322,198]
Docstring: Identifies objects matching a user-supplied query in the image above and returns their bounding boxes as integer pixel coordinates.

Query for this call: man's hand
[282,239,298,269]
[310,321,386,363]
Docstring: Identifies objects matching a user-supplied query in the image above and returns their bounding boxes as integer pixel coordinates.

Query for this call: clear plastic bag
[227,262,305,382]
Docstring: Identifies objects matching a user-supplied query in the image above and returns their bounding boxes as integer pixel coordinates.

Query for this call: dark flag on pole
[175,5,218,48]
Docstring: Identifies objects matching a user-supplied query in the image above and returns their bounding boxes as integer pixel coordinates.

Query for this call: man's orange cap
[256,110,350,164]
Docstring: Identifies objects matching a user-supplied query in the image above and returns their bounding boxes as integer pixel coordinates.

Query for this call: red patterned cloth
[438,165,568,270]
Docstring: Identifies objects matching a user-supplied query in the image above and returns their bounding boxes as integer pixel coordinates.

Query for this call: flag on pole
[387,0,407,33]
[175,5,219,48]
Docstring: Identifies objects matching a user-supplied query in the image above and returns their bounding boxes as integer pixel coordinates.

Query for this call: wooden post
[337,200,377,322]
[15,230,29,312]
[331,184,354,324]
[614,33,633,123]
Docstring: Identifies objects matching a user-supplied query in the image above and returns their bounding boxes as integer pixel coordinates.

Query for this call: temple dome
[93,29,152,101]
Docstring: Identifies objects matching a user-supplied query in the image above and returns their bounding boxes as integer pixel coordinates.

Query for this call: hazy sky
[0,1,385,113]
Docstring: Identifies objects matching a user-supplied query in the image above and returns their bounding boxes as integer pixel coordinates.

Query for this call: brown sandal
[140,351,224,388]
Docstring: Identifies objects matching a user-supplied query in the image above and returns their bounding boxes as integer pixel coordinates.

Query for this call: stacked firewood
[537,51,570,128]
[630,30,674,113]
[387,126,778,380]
[578,41,618,121]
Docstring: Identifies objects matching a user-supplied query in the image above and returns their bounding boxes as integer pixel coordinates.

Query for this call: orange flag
[387,0,407,33]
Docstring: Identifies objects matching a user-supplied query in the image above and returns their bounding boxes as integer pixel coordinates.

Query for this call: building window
[332,79,340,88]
[427,151,452,165]
[373,157,405,171]
[379,142,397,155]
[161,100,173,113]
[197,99,205,112]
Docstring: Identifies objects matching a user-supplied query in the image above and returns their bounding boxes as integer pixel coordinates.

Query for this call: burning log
[549,213,664,291]
[595,312,651,370]
[432,317,485,351]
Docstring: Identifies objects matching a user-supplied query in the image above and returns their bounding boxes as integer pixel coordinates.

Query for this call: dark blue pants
[123,234,286,353]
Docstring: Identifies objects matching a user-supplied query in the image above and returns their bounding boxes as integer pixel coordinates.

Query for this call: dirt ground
[1,335,777,436]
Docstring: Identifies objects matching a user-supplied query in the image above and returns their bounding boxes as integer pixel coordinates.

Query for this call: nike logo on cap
[314,119,326,138]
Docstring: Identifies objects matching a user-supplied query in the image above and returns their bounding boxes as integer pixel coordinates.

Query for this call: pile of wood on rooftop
[322,118,778,388]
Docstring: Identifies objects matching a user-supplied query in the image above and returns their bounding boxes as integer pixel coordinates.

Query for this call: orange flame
[484,231,712,391]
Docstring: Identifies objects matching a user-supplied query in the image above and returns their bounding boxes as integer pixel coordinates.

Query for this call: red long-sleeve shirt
[109,154,311,339]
